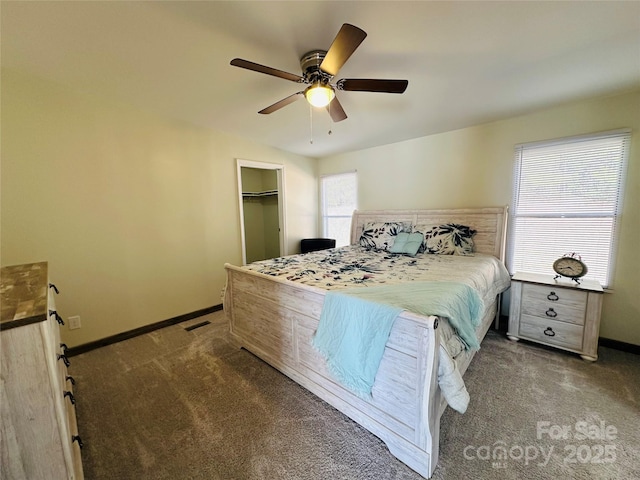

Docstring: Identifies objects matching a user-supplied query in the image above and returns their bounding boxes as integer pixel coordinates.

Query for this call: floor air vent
[184,321,211,332]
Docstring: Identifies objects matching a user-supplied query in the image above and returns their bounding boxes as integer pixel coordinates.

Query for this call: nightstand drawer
[521,283,586,325]
[519,314,583,350]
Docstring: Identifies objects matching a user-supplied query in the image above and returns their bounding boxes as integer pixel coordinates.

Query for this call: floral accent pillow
[359,221,407,251]
[412,224,437,254]
[414,223,477,255]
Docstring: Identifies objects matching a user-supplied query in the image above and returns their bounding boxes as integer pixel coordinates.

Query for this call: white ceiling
[2,1,640,158]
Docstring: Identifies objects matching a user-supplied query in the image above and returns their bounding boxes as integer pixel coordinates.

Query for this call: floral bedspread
[243,245,511,308]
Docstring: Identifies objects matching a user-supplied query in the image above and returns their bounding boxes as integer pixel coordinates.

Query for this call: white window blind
[321,172,357,247]
[508,129,630,288]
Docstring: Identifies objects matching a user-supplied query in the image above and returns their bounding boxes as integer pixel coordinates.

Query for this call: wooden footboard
[224,264,443,478]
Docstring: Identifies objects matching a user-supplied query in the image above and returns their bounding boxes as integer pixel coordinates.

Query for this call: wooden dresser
[508,272,603,361]
[1,262,84,479]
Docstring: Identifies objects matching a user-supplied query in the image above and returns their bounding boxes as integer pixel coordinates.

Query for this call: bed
[223,207,509,478]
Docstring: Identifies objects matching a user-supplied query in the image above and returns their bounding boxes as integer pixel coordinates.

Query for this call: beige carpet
[71,311,639,479]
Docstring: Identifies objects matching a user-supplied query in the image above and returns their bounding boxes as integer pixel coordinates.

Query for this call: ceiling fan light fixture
[304,83,335,108]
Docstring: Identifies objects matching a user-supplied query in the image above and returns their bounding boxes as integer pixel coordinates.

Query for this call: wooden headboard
[350,207,508,262]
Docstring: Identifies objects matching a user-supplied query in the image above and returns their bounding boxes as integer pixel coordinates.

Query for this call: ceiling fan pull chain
[309,104,313,144]
[328,102,333,136]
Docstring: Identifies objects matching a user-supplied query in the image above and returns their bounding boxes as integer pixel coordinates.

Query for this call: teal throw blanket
[312,292,402,399]
[312,282,484,399]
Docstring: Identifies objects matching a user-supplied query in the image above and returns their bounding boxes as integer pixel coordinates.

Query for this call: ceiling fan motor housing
[300,50,331,84]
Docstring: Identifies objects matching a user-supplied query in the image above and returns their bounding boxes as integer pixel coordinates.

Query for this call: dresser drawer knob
[49,283,59,294]
[72,435,84,449]
[545,308,557,318]
[64,391,76,405]
[547,292,559,301]
[57,354,70,367]
[66,375,76,385]
[544,327,556,337]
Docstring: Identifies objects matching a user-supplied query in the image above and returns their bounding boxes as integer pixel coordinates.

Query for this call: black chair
[300,238,336,254]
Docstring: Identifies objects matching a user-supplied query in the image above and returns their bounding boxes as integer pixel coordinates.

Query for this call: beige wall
[241,198,267,263]
[319,91,640,345]
[3,67,637,347]
[1,69,318,347]
[262,194,281,260]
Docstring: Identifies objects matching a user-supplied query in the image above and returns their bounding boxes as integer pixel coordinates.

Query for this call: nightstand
[507,272,603,361]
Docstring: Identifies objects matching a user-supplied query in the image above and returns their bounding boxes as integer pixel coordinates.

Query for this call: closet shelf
[242,190,278,198]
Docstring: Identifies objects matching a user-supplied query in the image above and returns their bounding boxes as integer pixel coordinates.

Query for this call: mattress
[244,245,511,310]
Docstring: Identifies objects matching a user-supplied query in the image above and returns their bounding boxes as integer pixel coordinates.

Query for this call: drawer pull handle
[545,308,557,318]
[66,375,76,385]
[547,292,559,301]
[49,283,59,294]
[49,310,64,325]
[60,343,68,354]
[64,391,76,405]
[57,354,70,367]
[72,435,84,449]
[544,327,556,337]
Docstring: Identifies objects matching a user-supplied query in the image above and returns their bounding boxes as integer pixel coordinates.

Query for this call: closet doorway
[236,159,286,265]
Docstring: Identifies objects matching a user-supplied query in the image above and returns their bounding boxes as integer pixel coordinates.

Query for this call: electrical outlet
[68,316,81,330]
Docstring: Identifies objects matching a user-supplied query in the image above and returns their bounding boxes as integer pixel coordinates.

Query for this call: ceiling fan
[230,23,408,122]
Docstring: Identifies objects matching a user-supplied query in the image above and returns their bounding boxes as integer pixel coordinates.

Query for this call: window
[508,129,629,289]
[320,172,357,247]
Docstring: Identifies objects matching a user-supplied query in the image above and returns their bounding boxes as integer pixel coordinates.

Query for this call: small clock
[553,253,588,284]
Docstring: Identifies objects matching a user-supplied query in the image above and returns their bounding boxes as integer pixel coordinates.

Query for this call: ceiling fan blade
[326,96,347,122]
[230,58,304,83]
[258,92,304,114]
[320,24,367,77]
[337,79,408,93]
